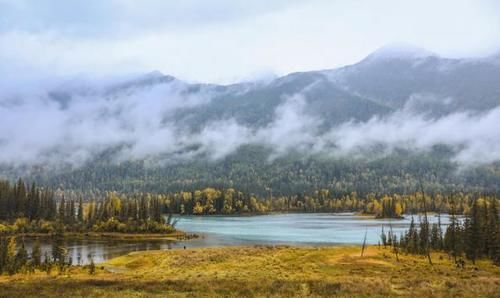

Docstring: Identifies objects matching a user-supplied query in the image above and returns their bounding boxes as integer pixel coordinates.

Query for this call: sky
[1,0,500,83]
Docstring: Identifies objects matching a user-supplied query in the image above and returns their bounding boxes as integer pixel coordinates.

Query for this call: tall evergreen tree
[465,199,481,264]
[0,237,7,273]
[52,224,67,265]
[487,198,499,264]
[445,195,460,262]
[58,196,66,223]
[380,226,387,247]
[77,197,84,223]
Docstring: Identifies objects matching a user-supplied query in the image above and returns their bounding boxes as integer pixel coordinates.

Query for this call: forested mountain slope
[1,45,499,195]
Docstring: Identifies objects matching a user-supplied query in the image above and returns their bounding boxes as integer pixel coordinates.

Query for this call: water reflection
[21,238,180,265]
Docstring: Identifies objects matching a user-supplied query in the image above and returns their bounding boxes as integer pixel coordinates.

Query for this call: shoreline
[5,230,198,241]
[171,211,408,219]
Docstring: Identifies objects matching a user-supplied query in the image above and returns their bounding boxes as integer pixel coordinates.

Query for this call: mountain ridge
[2,44,500,194]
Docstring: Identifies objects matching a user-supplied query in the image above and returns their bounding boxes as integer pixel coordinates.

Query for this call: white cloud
[1,78,498,168]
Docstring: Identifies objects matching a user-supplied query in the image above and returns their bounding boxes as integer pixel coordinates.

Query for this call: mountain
[93,43,500,129]
[44,43,500,130]
[4,44,500,194]
[323,44,500,115]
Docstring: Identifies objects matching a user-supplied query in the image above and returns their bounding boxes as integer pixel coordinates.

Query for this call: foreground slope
[1,246,499,297]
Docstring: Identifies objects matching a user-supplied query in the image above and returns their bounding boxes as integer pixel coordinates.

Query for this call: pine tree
[486,198,499,264]
[78,197,84,223]
[445,195,460,262]
[418,182,433,265]
[380,226,387,247]
[88,255,96,275]
[0,237,6,273]
[419,216,429,254]
[15,178,27,217]
[392,233,399,262]
[430,223,441,250]
[52,224,67,265]
[437,214,444,250]
[407,216,418,254]
[465,199,481,264]
[68,200,76,225]
[59,196,66,223]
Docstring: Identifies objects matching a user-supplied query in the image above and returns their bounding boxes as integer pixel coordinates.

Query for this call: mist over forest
[1,45,499,194]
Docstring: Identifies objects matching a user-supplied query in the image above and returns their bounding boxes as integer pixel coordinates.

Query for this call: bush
[14,218,30,233]
[0,223,10,235]
[38,220,55,233]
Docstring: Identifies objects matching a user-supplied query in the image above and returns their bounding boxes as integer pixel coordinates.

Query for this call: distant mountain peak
[142,70,165,79]
[363,43,437,62]
[136,71,176,84]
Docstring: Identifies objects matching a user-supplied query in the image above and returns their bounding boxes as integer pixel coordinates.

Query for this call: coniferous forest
[0,179,174,235]
[380,197,499,265]
[2,178,498,227]
[1,177,498,274]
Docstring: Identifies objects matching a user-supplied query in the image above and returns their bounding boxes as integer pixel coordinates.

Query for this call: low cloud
[322,107,500,164]
[0,75,499,170]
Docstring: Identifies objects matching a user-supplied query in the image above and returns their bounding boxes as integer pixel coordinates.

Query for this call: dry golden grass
[1,246,499,297]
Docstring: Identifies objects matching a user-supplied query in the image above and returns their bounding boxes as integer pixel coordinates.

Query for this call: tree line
[152,188,491,218]
[25,146,500,197]
[380,197,499,265]
[0,179,175,235]
[2,178,498,233]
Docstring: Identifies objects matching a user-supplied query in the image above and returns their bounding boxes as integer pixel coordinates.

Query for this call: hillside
[1,44,500,194]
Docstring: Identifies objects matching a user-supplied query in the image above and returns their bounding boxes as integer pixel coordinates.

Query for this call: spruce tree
[0,237,6,273]
[59,196,66,223]
[487,198,499,264]
[380,226,387,247]
[89,255,96,275]
[419,216,430,255]
[465,199,481,264]
[52,224,67,265]
[445,195,460,262]
[430,223,441,250]
[68,200,76,225]
[78,197,84,223]
[407,217,418,254]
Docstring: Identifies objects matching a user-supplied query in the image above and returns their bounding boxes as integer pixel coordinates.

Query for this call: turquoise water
[177,213,452,247]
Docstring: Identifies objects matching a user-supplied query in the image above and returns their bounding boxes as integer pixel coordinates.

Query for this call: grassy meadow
[0,245,499,297]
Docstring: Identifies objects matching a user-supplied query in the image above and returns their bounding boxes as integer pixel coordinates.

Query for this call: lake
[22,213,452,264]
[176,213,452,246]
